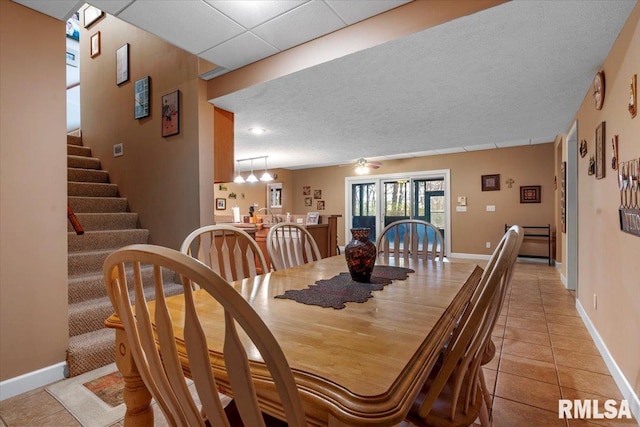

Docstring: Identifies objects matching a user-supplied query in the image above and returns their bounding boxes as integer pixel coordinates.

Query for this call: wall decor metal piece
[560,162,566,232]
[579,139,587,158]
[611,135,619,170]
[630,74,637,118]
[595,121,606,179]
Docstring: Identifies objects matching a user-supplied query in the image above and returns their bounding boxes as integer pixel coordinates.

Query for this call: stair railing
[67,204,84,235]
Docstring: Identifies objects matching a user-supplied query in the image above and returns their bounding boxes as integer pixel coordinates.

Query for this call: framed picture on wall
[83,6,103,28]
[116,43,129,85]
[216,198,226,210]
[306,212,319,225]
[161,90,180,137]
[481,174,500,191]
[134,76,150,119]
[595,121,606,179]
[520,185,541,203]
[90,32,100,58]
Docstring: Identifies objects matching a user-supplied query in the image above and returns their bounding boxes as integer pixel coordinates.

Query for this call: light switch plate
[486,205,495,212]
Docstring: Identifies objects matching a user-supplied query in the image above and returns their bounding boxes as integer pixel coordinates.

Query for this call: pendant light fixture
[260,156,274,182]
[233,160,245,183]
[246,158,258,183]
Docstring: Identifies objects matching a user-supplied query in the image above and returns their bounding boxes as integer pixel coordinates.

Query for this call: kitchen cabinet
[213,106,234,183]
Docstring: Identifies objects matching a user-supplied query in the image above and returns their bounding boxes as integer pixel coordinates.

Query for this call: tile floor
[0,261,636,427]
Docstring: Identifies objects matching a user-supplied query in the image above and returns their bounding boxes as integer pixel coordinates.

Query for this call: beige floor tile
[549,334,601,356]
[557,366,623,400]
[547,322,592,340]
[502,338,555,363]
[506,316,549,333]
[507,307,547,321]
[0,389,71,427]
[554,347,610,375]
[491,396,565,427]
[504,326,551,346]
[495,371,562,411]
[498,353,559,385]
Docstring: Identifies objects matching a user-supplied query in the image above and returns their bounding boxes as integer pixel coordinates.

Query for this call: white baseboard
[576,300,640,422]
[560,272,567,288]
[448,252,491,260]
[0,361,66,401]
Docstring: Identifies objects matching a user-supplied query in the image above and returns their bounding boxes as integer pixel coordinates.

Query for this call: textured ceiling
[14,0,636,171]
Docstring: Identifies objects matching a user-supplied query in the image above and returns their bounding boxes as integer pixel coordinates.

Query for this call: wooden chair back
[103,244,307,427]
[376,219,445,262]
[180,225,268,283]
[410,228,520,425]
[266,222,321,271]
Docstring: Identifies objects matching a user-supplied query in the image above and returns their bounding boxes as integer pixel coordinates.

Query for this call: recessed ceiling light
[248,127,266,135]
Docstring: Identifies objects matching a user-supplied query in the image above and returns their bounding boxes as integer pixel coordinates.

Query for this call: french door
[346,170,450,253]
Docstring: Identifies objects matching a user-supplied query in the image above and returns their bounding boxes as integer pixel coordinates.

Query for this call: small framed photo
[520,185,541,203]
[304,197,312,207]
[306,212,319,225]
[314,189,322,199]
[134,76,150,119]
[90,32,100,58]
[481,174,500,191]
[116,43,129,85]
[83,6,103,28]
[303,186,311,196]
[216,198,226,210]
[162,90,180,137]
[595,121,606,179]
[317,200,325,210]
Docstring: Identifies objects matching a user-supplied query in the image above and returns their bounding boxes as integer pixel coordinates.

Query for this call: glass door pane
[414,178,445,244]
[351,183,377,241]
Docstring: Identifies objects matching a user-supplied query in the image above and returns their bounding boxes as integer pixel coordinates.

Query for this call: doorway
[346,170,450,253]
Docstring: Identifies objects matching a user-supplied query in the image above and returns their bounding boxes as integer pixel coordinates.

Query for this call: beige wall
[79,11,213,249]
[573,3,640,398]
[0,1,69,380]
[287,144,556,254]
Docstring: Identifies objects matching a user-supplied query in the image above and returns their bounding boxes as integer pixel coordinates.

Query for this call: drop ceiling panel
[252,1,346,51]
[86,0,134,15]
[13,0,82,20]
[326,0,412,25]
[117,0,244,54]
[200,32,279,70]
[206,0,307,29]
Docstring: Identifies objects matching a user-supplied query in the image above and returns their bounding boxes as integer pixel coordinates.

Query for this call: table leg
[114,329,154,427]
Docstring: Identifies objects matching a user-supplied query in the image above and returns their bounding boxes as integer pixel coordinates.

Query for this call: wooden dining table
[105,255,482,427]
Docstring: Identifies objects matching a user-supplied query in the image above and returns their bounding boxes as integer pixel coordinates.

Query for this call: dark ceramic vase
[345,228,377,282]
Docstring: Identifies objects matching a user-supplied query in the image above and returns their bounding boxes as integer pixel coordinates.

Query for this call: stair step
[67,212,138,232]
[68,181,119,197]
[68,196,128,213]
[67,144,91,157]
[66,329,115,377]
[68,167,110,183]
[69,281,183,337]
[67,134,82,146]
[68,229,150,253]
[68,155,101,170]
[68,249,112,277]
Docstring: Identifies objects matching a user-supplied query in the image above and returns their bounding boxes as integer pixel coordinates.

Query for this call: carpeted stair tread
[66,329,115,378]
[67,144,91,157]
[68,167,110,183]
[67,212,138,232]
[67,135,82,146]
[68,196,128,213]
[68,229,149,252]
[67,155,101,170]
[68,263,178,304]
[68,249,113,277]
[69,281,184,337]
[68,181,119,197]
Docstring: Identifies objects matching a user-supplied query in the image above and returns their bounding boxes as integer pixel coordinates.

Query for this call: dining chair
[103,244,307,427]
[376,219,445,262]
[405,227,520,427]
[266,222,321,271]
[181,224,268,283]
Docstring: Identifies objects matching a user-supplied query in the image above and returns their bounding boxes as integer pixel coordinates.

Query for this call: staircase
[66,133,182,377]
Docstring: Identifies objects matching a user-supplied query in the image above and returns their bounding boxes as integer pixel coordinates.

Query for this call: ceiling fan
[339,158,382,174]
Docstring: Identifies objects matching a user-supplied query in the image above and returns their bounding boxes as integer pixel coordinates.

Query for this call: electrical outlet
[486,242,491,249]
[593,293,597,310]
